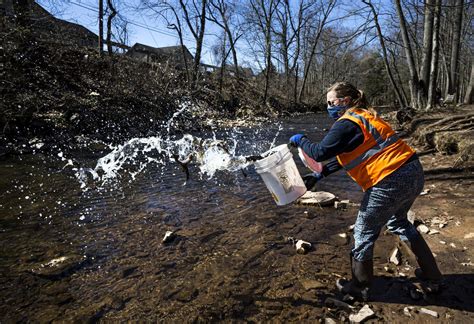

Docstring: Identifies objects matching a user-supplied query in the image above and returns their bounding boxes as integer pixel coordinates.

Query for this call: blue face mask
[327,105,348,120]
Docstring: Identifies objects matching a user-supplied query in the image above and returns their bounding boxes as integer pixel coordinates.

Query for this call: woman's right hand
[302,172,324,191]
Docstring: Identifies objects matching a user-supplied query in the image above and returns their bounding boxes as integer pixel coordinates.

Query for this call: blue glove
[303,172,324,191]
[289,134,306,147]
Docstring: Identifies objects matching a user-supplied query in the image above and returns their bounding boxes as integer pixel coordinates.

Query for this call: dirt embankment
[1,31,318,157]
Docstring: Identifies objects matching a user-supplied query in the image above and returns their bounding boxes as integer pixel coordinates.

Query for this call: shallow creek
[0,113,367,321]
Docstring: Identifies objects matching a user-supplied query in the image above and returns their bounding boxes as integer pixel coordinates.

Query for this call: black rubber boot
[336,256,373,301]
[406,234,442,281]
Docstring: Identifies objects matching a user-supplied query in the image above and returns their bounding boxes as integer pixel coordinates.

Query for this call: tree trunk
[99,0,104,55]
[219,31,226,93]
[395,0,421,109]
[464,63,474,104]
[293,63,299,104]
[226,29,239,79]
[297,0,334,103]
[365,0,406,108]
[263,13,272,103]
[420,0,434,102]
[427,0,441,109]
[448,0,464,101]
[106,0,117,55]
[192,0,207,88]
[169,6,191,84]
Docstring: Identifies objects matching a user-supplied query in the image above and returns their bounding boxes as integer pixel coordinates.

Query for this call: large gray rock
[30,255,88,279]
[349,304,375,323]
[297,191,336,206]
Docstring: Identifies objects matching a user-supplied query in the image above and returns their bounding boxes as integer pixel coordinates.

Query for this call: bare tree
[464,63,474,104]
[99,0,104,55]
[426,0,441,109]
[274,0,309,105]
[106,0,118,55]
[297,0,335,103]
[395,0,423,108]
[420,0,434,103]
[178,0,208,88]
[448,0,464,101]
[141,1,191,83]
[247,0,281,103]
[207,0,243,79]
[363,0,406,108]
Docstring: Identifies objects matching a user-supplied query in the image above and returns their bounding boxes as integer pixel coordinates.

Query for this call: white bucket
[254,144,307,205]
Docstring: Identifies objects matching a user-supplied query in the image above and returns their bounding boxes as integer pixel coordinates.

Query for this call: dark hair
[327,82,376,116]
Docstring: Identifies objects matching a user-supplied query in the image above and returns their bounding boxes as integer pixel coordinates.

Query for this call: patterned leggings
[352,158,424,261]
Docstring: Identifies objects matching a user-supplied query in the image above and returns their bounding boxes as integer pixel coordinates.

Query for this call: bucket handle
[263,145,292,167]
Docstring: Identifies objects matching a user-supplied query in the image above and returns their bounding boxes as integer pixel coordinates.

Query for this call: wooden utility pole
[99,0,104,55]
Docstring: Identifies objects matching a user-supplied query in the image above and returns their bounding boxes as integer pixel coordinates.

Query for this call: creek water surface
[0,113,364,321]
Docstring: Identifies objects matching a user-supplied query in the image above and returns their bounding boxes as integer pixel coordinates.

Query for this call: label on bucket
[277,169,292,193]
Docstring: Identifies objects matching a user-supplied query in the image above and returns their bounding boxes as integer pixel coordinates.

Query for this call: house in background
[2,2,129,51]
[126,43,194,70]
[224,65,254,78]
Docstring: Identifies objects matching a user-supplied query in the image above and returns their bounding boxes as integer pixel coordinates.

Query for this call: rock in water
[303,210,315,219]
[403,306,414,317]
[417,224,430,234]
[389,247,401,265]
[297,191,336,206]
[349,304,375,323]
[31,255,87,279]
[419,308,439,318]
[162,230,176,244]
[335,200,349,210]
[295,240,312,254]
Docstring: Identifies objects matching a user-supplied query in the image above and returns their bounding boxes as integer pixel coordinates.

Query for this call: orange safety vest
[336,108,415,191]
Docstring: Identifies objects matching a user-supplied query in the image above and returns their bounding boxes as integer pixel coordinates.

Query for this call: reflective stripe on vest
[342,111,399,171]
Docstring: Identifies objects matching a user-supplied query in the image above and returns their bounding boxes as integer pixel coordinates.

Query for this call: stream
[0,113,364,321]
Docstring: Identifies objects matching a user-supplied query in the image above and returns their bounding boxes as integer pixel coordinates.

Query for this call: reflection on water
[0,114,362,321]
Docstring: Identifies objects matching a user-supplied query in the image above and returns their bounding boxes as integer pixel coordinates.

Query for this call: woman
[289,82,442,301]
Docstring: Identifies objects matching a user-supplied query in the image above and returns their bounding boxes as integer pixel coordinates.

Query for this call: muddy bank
[1,33,318,157]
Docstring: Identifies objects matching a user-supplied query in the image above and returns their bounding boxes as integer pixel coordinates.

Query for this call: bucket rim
[253,144,291,171]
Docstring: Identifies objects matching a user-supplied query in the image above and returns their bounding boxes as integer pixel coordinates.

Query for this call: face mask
[327,105,348,120]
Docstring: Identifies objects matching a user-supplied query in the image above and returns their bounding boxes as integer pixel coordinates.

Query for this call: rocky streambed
[1,113,473,322]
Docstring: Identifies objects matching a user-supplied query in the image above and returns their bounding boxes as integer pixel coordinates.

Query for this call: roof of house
[127,43,194,59]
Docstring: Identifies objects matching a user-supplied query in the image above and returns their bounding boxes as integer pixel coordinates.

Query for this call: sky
[38,0,225,65]
[37,0,378,69]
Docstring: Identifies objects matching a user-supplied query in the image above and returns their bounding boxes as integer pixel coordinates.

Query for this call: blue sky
[39,0,224,65]
[38,0,377,69]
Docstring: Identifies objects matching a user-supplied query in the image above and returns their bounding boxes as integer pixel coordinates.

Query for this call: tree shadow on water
[369,273,474,312]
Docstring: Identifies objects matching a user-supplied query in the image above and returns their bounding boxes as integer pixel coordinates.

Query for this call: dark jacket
[299,119,364,176]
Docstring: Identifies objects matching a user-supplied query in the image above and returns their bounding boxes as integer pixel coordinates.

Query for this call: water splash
[75,104,286,191]
[268,122,283,150]
[75,133,255,190]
